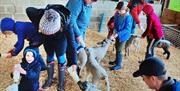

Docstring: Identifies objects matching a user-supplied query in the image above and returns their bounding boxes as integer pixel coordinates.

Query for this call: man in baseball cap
[133,57,180,91]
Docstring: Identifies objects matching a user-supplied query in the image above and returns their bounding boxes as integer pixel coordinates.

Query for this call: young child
[109,1,133,70]
[0,17,46,71]
[141,4,164,58]
[13,47,42,91]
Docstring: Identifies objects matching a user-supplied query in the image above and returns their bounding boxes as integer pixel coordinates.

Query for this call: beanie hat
[1,18,15,32]
[39,9,61,35]
[142,4,154,15]
[23,47,39,60]
[133,57,167,77]
[115,1,128,10]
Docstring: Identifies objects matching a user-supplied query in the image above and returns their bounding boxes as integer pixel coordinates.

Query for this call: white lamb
[85,48,110,91]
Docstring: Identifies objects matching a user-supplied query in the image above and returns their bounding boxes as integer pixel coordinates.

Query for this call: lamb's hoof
[78,81,88,90]
[166,55,170,60]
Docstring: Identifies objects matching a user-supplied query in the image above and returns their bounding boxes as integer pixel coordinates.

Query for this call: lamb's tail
[105,77,110,91]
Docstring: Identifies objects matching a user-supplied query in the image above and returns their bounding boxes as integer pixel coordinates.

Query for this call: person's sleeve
[65,25,78,65]
[142,18,153,38]
[130,7,140,25]
[118,16,133,37]
[12,31,25,56]
[66,0,82,37]
[127,0,133,8]
[25,63,41,79]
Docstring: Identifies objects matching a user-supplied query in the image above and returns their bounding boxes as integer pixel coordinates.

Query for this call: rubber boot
[110,52,122,70]
[42,62,54,89]
[109,51,118,65]
[57,64,66,91]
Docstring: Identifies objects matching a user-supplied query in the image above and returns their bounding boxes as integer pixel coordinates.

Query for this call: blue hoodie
[18,47,41,91]
[1,18,43,56]
[66,0,92,37]
[114,12,133,42]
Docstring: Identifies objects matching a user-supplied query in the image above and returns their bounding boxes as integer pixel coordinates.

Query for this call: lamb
[85,48,110,91]
[154,39,172,59]
[125,34,141,56]
[6,64,20,91]
[90,38,112,63]
[78,48,88,77]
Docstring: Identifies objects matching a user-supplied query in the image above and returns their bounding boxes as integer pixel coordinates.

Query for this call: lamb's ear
[26,7,45,26]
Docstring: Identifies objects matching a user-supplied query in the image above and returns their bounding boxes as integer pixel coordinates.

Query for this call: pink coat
[142,4,164,39]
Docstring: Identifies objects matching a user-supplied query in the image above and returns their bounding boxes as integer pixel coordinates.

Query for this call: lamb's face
[39,9,62,35]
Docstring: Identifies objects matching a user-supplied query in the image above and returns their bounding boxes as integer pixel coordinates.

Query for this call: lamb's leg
[105,77,110,91]
[162,47,170,59]
[78,48,87,77]
[166,50,170,59]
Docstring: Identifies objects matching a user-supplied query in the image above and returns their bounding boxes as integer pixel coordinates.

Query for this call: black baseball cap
[133,57,167,77]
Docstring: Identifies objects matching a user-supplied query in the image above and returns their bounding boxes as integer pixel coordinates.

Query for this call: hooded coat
[0,18,43,56]
[18,47,41,91]
[142,4,164,39]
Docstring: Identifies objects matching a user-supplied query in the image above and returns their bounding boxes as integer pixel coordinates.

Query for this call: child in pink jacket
[141,4,164,58]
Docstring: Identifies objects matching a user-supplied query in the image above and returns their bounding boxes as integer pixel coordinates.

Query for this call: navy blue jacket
[12,22,43,56]
[159,77,180,91]
[18,48,41,91]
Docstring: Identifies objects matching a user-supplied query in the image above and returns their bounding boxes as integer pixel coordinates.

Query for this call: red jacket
[127,0,147,25]
[142,4,164,39]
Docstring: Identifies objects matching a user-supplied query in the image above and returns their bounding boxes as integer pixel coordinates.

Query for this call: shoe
[110,65,121,70]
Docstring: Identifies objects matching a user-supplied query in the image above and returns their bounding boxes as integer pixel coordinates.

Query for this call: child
[14,47,41,91]
[0,18,46,71]
[141,4,164,58]
[109,1,133,70]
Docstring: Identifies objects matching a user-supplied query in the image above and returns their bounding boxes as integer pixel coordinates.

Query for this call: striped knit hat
[39,9,61,35]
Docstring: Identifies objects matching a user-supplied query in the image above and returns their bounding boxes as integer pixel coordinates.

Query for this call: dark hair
[116,2,124,10]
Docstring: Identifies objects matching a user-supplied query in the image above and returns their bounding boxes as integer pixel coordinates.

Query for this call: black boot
[42,62,54,89]
[57,64,66,91]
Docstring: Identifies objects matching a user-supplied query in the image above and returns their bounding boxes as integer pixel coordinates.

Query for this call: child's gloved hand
[77,35,86,47]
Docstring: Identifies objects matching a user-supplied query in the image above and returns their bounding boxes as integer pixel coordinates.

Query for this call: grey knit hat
[39,9,61,35]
